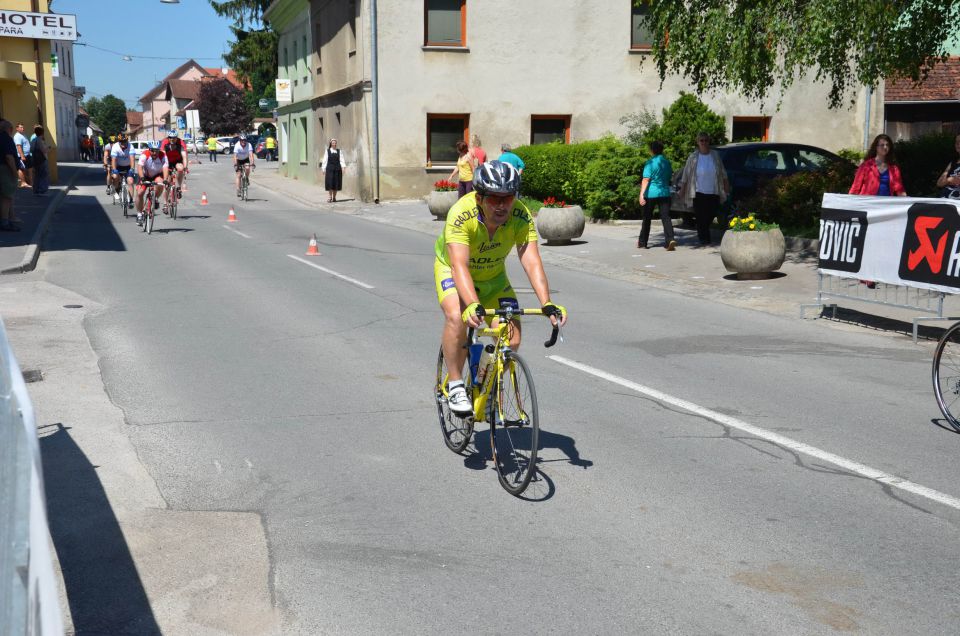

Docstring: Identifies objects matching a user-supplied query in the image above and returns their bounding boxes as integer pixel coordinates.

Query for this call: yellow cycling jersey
[433,191,538,282]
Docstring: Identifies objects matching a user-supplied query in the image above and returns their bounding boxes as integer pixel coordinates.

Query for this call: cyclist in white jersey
[110,134,135,204]
[233,134,255,197]
[135,148,169,225]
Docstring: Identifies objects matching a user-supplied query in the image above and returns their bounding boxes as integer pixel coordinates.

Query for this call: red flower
[542,196,566,208]
[433,180,457,192]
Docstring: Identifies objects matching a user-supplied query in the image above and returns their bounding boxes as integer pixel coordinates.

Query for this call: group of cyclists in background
[102,131,256,226]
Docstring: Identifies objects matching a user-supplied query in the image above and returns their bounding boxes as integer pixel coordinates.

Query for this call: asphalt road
[11,162,960,634]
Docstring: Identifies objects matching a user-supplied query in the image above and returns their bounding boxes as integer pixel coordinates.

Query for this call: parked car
[217,137,236,154]
[671,142,850,217]
[127,140,152,158]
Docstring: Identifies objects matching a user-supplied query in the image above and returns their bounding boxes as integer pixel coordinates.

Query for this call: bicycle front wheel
[146,209,154,234]
[435,347,473,454]
[933,321,960,428]
[489,351,539,496]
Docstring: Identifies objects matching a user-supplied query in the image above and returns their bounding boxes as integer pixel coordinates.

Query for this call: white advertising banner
[275,78,291,104]
[0,10,77,41]
[819,193,960,294]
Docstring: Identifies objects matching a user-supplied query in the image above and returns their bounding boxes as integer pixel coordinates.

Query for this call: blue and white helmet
[473,160,521,197]
[167,130,178,138]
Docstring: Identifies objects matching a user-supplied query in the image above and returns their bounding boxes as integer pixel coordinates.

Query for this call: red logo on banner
[907,216,948,274]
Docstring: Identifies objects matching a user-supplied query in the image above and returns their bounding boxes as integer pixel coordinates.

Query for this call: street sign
[185,109,200,129]
[177,115,186,130]
[258,98,278,111]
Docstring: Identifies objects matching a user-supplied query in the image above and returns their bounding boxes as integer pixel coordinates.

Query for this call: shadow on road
[462,426,592,501]
[45,194,127,253]
[40,423,160,635]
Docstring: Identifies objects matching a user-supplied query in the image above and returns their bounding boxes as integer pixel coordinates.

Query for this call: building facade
[51,37,81,161]
[265,0,315,182]
[0,0,65,182]
[268,1,883,201]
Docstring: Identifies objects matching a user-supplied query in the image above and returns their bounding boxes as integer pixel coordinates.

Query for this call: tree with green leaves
[197,78,252,135]
[83,95,127,137]
[621,92,727,168]
[208,0,278,113]
[641,0,960,108]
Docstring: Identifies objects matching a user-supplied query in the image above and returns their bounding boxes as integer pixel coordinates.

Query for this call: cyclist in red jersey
[159,130,188,206]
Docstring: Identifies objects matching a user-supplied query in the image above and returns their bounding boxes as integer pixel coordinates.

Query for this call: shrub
[620,92,727,169]
[738,161,857,237]
[514,137,621,204]
[893,132,955,197]
[581,141,649,220]
[836,147,864,164]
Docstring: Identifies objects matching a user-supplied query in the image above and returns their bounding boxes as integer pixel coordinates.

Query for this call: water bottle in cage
[475,345,495,386]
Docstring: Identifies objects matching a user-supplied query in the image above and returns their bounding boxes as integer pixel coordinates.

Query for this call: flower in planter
[433,179,457,192]
[542,196,567,208]
[728,214,778,232]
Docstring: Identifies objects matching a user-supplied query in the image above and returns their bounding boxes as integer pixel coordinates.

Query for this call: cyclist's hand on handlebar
[461,302,486,328]
[541,302,567,326]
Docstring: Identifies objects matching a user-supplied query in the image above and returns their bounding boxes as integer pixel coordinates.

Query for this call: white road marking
[644,264,656,268]
[223,224,251,239]
[549,355,960,512]
[245,458,253,469]
[214,460,223,474]
[691,276,705,279]
[750,286,764,290]
[286,254,375,289]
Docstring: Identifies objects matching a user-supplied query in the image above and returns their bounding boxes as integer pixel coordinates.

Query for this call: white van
[127,140,152,158]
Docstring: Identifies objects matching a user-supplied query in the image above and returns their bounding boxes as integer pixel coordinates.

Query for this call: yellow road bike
[435,306,561,496]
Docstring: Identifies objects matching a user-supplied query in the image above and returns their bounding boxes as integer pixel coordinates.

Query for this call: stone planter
[536,205,585,245]
[426,190,459,220]
[719,228,786,279]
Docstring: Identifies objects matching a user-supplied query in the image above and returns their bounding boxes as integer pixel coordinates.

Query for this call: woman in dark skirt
[321,139,343,202]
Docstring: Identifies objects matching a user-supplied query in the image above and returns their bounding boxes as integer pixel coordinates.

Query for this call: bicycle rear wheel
[933,321,960,429]
[436,347,473,453]
[489,351,539,496]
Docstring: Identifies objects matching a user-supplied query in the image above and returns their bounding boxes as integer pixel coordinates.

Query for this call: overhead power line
[75,42,224,62]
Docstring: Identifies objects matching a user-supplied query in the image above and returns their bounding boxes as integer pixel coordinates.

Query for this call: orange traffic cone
[200,192,208,205]
[227,207,237,222]
[306,233,321,256]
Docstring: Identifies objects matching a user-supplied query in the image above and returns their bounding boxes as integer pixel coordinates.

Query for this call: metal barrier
[800,272,958,342]
[0,316,63,635]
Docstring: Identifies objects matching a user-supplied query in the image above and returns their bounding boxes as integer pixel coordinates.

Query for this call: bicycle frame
[466,307,560,421]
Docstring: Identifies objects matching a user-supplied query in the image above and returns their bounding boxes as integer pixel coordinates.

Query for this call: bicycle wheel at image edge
[490,351,539,496]
[435,347,473,453]
[933,321,960,429]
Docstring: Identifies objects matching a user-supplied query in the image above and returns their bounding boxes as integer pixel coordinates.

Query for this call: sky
[51,0,238,110]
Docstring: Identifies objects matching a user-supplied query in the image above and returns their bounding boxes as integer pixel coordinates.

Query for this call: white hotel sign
[0,10,77,41]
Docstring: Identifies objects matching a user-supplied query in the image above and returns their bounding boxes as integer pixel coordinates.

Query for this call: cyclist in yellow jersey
[435,160,567,414]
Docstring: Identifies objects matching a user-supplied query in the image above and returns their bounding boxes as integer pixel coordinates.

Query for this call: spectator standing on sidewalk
[638,140,676,251]
[849,134,906,197]
[321,139,343,202]
[30,126,49,196]
[469,134,486,164]
[497,144,525,174]
[206,134,218,163]
[678,132,730,246]
[448,141,476,198]
[13,122,31,188]
[937,133,960,199]
[0,120,21,231]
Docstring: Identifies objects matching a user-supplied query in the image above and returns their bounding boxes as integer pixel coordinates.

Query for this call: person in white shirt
[135,148,169,225]
[233,134,255,197]
[678,132,730,246]
[110,134,136,204]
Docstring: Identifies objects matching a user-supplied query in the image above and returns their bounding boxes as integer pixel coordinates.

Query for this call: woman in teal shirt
[638,140,676,250]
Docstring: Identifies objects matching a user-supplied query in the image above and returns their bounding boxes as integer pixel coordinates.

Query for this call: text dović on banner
[819,193,960,294]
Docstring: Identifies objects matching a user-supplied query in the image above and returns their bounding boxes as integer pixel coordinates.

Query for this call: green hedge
[514,136,651,220]
[738,161,857,237]
[893,132,955,197]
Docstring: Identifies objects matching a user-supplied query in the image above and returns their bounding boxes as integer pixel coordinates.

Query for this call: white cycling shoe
[447,384,471,416]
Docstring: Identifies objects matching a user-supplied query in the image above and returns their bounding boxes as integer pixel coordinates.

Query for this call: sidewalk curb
[1,168,82,275]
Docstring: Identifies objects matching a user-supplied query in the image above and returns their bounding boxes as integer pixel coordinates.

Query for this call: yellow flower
[749,223,756,230]
[746,216,754,222]
[729,219,736,228]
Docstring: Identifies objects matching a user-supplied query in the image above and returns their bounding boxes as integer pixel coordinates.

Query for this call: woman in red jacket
[849,134,907,197]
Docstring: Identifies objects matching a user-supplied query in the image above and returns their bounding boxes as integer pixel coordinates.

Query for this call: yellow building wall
[0,0,59,182]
